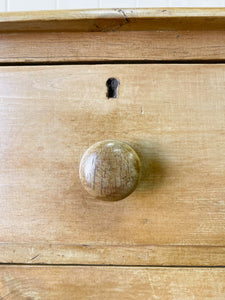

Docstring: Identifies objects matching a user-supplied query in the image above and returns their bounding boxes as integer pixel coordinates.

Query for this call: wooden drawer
[0,266,224,299]
[1,63,225,266]
[0,8,225,299]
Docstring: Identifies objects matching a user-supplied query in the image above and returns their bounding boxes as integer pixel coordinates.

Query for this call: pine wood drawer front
[0,64,225,266]
[0,266,225,300]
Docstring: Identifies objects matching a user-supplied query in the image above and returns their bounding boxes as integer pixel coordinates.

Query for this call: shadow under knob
[79,140,141,201]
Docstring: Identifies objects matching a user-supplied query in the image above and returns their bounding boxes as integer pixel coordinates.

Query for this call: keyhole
[106,78,120,98]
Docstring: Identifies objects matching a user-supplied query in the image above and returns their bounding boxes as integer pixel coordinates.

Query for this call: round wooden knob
[79,140,141,201]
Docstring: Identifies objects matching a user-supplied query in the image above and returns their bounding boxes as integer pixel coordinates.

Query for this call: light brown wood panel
[0,64,225,265]
[0,244,225,266]
[0,266,224,299]
[0,8,225,32]
[1,31,225,63]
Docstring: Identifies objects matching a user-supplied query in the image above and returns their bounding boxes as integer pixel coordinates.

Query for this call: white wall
[0,0,224,12]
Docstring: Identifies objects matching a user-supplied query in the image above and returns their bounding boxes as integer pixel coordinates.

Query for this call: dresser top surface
[0,8,225,32]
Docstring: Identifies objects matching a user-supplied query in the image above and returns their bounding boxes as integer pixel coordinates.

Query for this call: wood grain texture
[0,64,225,265]
[0,244,225,266]
[0,266,224,299]
[1,31,225,63]
[0,8,225,32]
[79,140,141,201]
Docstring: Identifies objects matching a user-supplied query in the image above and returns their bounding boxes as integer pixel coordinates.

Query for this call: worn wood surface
[0,244,225,266]
[0,64,225,265]
[0,266,224,299]
[0,31,225,63]
[0,8,225,32]
[79,140,141,201]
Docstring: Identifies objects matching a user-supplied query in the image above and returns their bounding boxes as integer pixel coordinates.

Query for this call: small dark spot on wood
[162,9,167,12]
[176,34,180,38]
[106,78,120,98]
[31,254,40,261]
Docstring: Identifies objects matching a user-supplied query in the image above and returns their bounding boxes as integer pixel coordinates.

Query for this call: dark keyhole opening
[106,78,120,98]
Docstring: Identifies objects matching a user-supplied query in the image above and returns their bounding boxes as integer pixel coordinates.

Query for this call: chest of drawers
[0,8,225,299]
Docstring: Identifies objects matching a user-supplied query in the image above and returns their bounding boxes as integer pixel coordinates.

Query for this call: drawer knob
[79,140,141,201]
